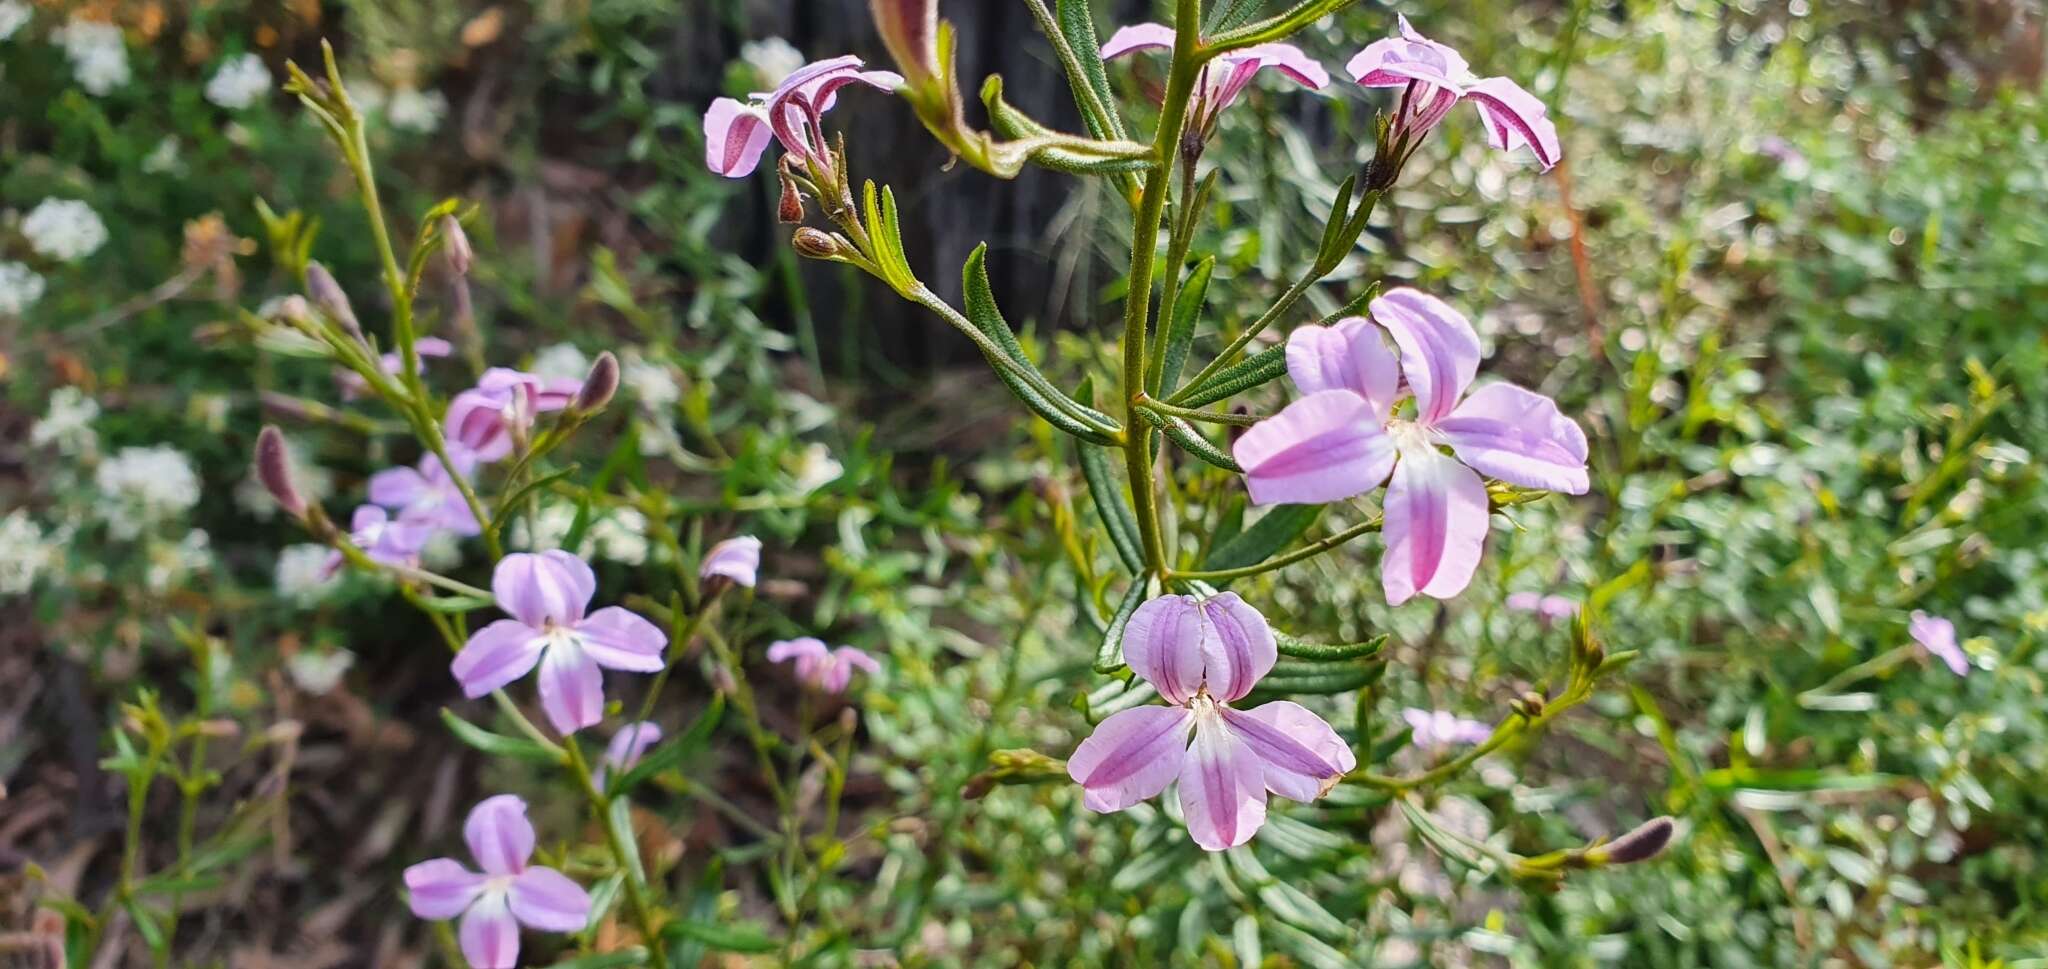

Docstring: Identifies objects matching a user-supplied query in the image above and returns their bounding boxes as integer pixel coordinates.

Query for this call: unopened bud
[870,0,941,88]
[1595,816,1676,865]
[270,295,314,327]
[571,351,619,416]
[962,747,1066,800]
[305,262,364,342]
[440,215,473,277]
[1509,690,1547,720]
[255,425,307,520]
[777,172,807,224]
[792,228,845,260]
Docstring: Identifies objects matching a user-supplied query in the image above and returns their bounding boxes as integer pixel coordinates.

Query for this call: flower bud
[305,262,365,342]
[870,0,940,88]
[1594,816,1676,865]
[440,215,473,277]
[777,171,807,224]
[700,535,763,594]
[791,228,846,260]
[571,351,620,416]
[255,425,307,520]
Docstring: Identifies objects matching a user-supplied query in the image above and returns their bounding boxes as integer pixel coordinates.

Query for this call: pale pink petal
[704,97,773,178]
[1381,447,1491,605]
[1120,595,1207,704]
[1232,390,1397,506]
[1234,42,1329,91]
[1504,591,1542,613]
[1344,16,1471,89]
[1100,22,1177,60]
[1197,593,1276,703]
[574,607,667,672]
[1224,702,1357,802]
[1177,723,1268,851]
[492,551,597,627]
[818,655,854,694]
[1372,288,1481,425]
[366,465,430,508]
[1464,76,1560,170]
[1437,382,1589,493]
[1910,610,1969,676]
[834,646,881,676]
[508,866,592,933]
[767,637,830,688]
[463,794,534,876]
[1067,704,1192,812]
[444,388,515,462]
[415,336,455,357]
[699,535,762,588]
[402,858,484,920]
[1285,317,1400,418]
[603,721,662,773]
[451,620,546,698]
[764,54,866,102]
[536,644,605,735]
[458,893,520,969]
[802,68,905,113]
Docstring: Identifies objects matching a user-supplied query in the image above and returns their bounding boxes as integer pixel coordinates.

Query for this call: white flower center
[1387,419,1439,455]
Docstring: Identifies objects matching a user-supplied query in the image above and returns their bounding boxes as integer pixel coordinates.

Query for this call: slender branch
[1169,513,1383,582]
[1202,0,1361,56]
[1137,393,1260,426]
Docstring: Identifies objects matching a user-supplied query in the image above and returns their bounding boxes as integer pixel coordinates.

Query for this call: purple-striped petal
[1233,42,1330,91]
[1464,76,1560,170]
[1066,704,1193,812]
[492,550,597,628]
[704,97,774,177]
[1121,595,1208,704]
[575,607,667,672]
[1177,722,1267,851]
[1438,382,1589,494]
[508,866,591,932]
[536,644,605,735]
[1099,22,1177,60]
[1285,317,1400,418]
[1344,15,1472,89]
[451,620,546,699]
[458,893,520,969]
[768,638,831,688]
[1224,701,1357,802]
[444,388,516,462]
[463,794,535,877]
[1372,288,1481,425]
[1381,446,1490,605]
[1197,593,1276,703]
[402,858,484,920]
[1909,611,1969,676]
[1233,390,1397,506]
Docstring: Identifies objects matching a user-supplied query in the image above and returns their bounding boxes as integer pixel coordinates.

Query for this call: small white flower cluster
[621,350,681,411]
[30,385,99,456]
[95,445,202,538]
[287,649,354,694]
[0,261,46,316]
[0,0,31,42]
[205,53,272,110]
[142,137,182,174]
[0,510,51,595]
[740,37,803,86]
[791,442,844,494]
[530,343,590,381]
[275,543,341,605]
[386,88,448,134]
[51,17,129,95]
[145,528,212,593]
[21,198,108,262]
[510,503,652,566]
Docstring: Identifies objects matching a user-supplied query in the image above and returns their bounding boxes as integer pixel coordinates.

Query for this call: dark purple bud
[791,228,845,260]
[1600,817,1676,865]
[440,215,473,277]
[255,425,307,520]
[305,262,364,342]
[571,351,619,416]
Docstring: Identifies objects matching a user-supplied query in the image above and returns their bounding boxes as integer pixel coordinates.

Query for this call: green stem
[1350,681,1595,791]
[1203,0,1360,55]
[1137,393,1260,426]
[1169,513,1384,582]
[1172,273,1315,404]
[564,739,668,962]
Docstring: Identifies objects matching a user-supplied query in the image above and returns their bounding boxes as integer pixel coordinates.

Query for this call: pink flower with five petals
[1347,15,1560,170]
[702,55,904,179]
[402,795,592,969]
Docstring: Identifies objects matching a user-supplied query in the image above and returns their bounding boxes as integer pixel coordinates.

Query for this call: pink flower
[338,336,453,400]
[1402,708,1492,747]
[1909,611,1969,677]
[323,504,434,577]
[699,535,762,589]
[403,795,592,969]
[369,453,482,538]
[594,721,662,786]
[702,55,904,179]
[1066,593,1356,851]
[451,551,668,734]
[1231,288,1588,604]
[1346,15,1559,170]
[766,638,879,694]
[1506,591,1579,625]
[445,368,582,463]
[1101,23,1328,141]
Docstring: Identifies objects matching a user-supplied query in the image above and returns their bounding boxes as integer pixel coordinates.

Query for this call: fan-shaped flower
[1232,288,1588,604]
[402,795,591,969]
[703,55,904,178]
[767,638,879,694]
[451,551,667,734]
[1067,593,1356,851]
[1347,15,1559,170]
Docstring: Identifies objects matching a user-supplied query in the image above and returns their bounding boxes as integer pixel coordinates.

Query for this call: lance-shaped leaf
[1155,255,1214,397]
[962,245,1119,444]
[1053,0,1125,139]
[606,694,726,796]
[983,77,1154,176]
[1077,420,1144,573]
[1173,343,1289,408]
[1244,662,1385,700]
[1275,632,1388,662]
[1201,504,1323,576]
[1138,406,1243,473]
[1094,579,1152,673]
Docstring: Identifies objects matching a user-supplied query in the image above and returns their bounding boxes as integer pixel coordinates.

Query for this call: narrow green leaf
[1201,505,1323,575]
[961,244,1119,443]
[582,873,625,934]
[1137,407,1242,472]
[607,797,647,886]
[1175,343,1288,408]
[1095,580,1151,673]
[123,898,166,953]
[1270,658,1385,683]
[662,919,777,953]
[544,949,647,969]
[1055,0,1124,139]
[1077,437,1144,574]
[1157,256,1214,397]
[414,593,494,613]
[1275,632,1387,662]
[608,695,725,796]
[1314,174,1357,268]
[440,709,562,764]
[1245,664,1383,698]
